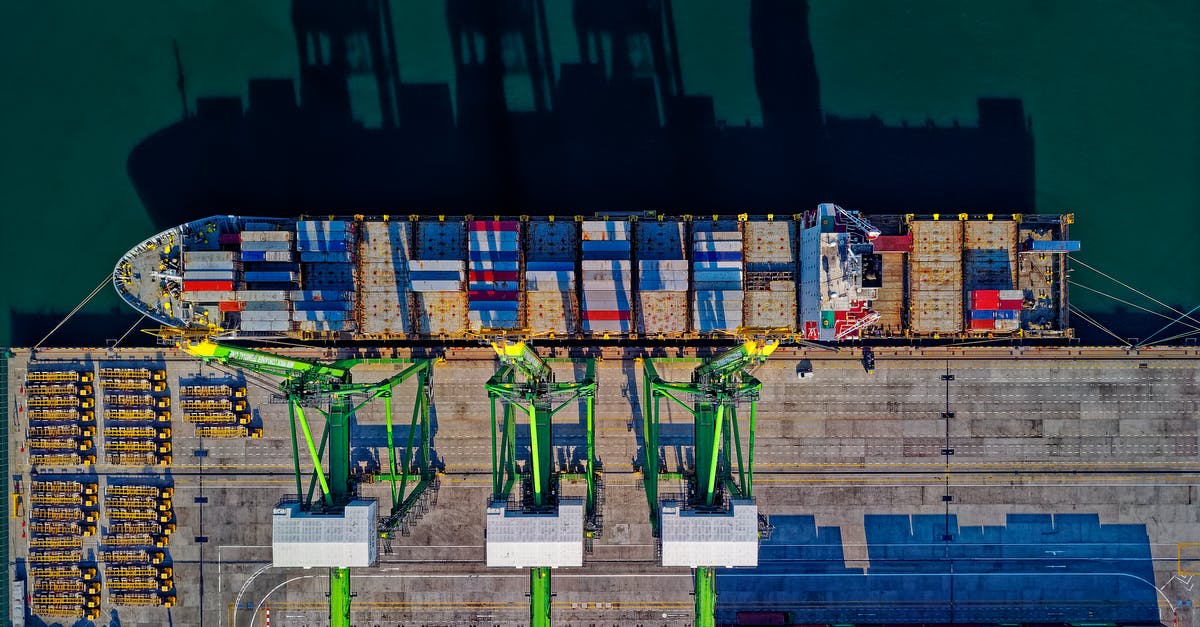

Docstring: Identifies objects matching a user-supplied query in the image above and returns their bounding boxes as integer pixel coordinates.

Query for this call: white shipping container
[638,270,690,281]
[580,222,630,240]
[581,271,632,282]
[241,311,291,321]
[183,270,235,281]
[184,260,236,271]
[692,231,742,241]
[183,291,236,302]
[638,260,689,271]
[999,289,1025,300]
[238,290,288,301]
[582,279,633,291]
[692,240,742,252]
[411,280,463,292]
[240,231,294,242]
[693,261,743,270]
[264,251,294,262]
[240,320,291,332]
[183,251,235,262]
[525,271,576,281]
[407,260,465,272]
[581,260,632,271]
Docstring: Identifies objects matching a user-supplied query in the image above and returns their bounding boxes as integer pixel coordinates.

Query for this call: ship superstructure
[113,208,1075,342]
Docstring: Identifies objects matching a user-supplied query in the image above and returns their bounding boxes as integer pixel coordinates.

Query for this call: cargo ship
[112,206,1076,343]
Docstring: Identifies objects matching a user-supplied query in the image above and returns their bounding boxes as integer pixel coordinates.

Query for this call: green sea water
[1,1,1197,346]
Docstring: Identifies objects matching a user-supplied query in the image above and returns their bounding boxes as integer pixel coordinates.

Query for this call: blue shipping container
[526,261,574,272]
[1027,240,1081,252]
[468,250,518,262]
[468,300,520,312]
[971,310,995,320]
[693,251,742,262]
[241,251,266,262]
[296,240,349,253]
[995,309,1018,320]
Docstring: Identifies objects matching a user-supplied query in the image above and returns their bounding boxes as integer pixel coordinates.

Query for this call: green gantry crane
[179,339,437,627]
[641,339,779,627]
[485,340,598,627]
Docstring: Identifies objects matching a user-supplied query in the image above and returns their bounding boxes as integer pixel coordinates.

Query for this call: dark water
[2,1,1197,346]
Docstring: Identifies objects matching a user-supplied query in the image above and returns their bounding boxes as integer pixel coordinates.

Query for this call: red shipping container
[468,270,519,282]
[972,294,1000,309]
[183,280,234,292]
[998,299,1023,310]
[583,310,631,321]
[468,221,520,232]
[217,301,243,312]
[871,234,912,252]
[468,290,519,301]
[218,233,241,244]
[970,319,994,330]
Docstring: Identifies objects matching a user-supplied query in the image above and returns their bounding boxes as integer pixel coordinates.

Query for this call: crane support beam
[330,567,351,627]
[530,567,552,627]
[641,340,777,627]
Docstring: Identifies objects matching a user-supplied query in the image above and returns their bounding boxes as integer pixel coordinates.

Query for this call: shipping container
[690,231,741,241]
[692,240,742,252]
[999,289,1024,300]
[467,250,518,262]
[526,222,577,262]
[240,231,293,242]
[183,280,234,292]
[995,309,1018,320]
[297,220,348,232]
[410,280,463,292]
[288,290,346,301]
[469,280,520,291]
[295,240,349,253]
[183,291,236,302]
[239,241,292,252]
[580,221,629,240]
[183,251,235,263]
[182,270,235,281]
[264,251,293,262]
[468,270,519,282]
[218,233,240,245]
[244,301,288,311]
[1025,239,1081,252]
[404,260,463,272]
[240,311,290,321]
[970,318,995,330]
[970,309,995,320]
[237,290,288,301]
[240,320,291,332]
[217,301,243,312]
[410,271,465,283]
[244,271,299,283]
[998,299,1024,310]
[526,261,574,272]
[292,311,347,321]
[240,251,266,262]
[468,220,519,232]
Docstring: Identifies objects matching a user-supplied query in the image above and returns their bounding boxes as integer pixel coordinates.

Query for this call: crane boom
[177,337,437,627]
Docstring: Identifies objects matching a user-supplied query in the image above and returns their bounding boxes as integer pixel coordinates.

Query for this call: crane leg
[694,567,716,627]
[330,567,352,627]
[530,567,552,627]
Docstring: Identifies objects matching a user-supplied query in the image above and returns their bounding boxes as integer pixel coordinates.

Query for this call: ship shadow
[126,0,1036,231]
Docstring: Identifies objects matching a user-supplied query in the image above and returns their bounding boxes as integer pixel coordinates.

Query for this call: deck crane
[828,202,881,241]
[484,340,598,627]
[641,339,779,627]
[176,339,437,627]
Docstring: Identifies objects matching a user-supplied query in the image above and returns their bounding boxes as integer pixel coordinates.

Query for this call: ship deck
[5,345,1200,626]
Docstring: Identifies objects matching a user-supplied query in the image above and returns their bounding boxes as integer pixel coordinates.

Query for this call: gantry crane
[485,340,598,627]
[641,339,779,627]
[177,339,436,627]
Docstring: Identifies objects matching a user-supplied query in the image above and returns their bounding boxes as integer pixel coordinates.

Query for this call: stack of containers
[525,221,578,334]
[358,221,412,336]
[692,221,743,332]
[411,222,468,335]
[291,221,355,334]
[181,251,235,302]
[238,223,297,333]
[742,221,796,330]
[995,289,1024,332]
[580,221,633,334]
[636,221,689,335]
[467,221,521,331]
[969,289,1025,332]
